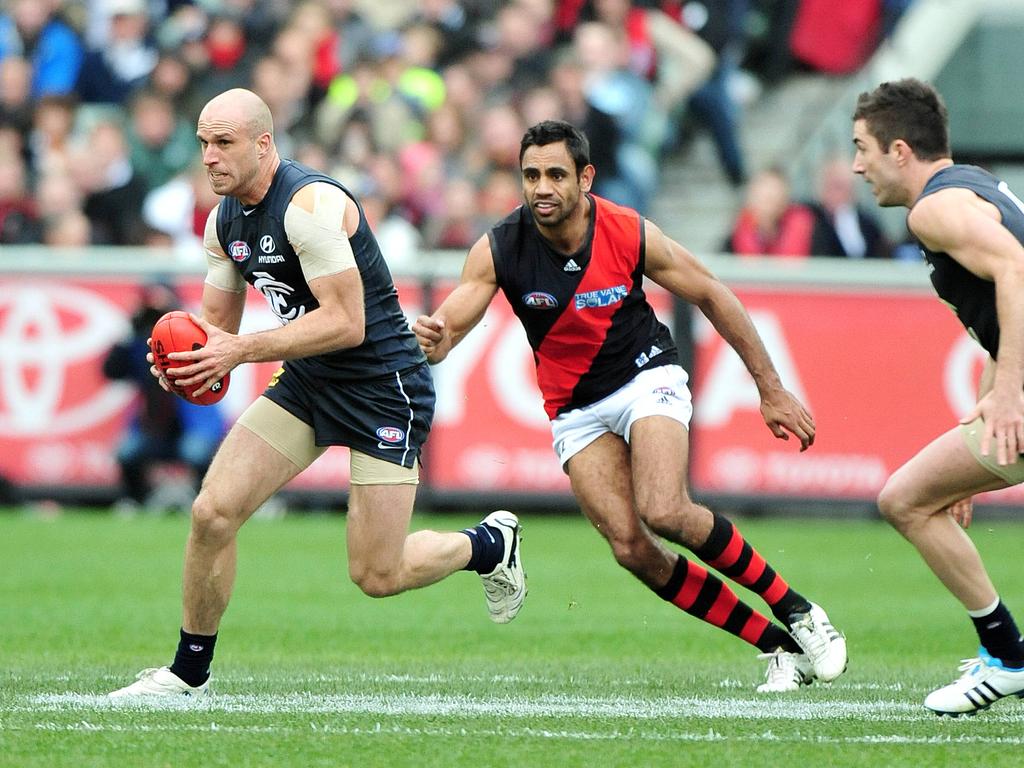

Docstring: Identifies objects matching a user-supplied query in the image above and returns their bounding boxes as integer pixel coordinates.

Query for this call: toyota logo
[0,282,133,436]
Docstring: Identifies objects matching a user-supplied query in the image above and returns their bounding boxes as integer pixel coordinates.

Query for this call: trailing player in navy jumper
[414,120,848,693]
[855,78,1024,716]
[109,89,525,699]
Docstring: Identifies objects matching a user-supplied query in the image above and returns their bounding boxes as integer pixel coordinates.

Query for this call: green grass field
[2,508,1023,767]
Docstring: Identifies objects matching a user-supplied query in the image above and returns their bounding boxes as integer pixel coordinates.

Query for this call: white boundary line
[9,720,1024,746]
[15,691,1024,724]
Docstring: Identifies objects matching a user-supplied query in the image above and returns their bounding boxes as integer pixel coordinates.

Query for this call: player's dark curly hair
[519,120,591,176]
[853,78,950,161]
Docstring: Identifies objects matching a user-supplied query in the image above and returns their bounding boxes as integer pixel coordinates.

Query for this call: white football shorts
[550,364,693,469]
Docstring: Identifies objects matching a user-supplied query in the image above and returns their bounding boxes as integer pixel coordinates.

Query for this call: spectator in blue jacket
[0,0,84,99]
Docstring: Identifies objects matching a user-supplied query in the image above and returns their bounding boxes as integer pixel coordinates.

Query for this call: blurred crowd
[0,0,913,264]
[723,160,904,260]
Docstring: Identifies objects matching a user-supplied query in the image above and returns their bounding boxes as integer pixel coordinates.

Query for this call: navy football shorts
[261,359,434,469]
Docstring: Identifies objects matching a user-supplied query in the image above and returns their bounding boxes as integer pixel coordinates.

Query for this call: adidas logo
[963,681,1003,710]
[563,259,581,272]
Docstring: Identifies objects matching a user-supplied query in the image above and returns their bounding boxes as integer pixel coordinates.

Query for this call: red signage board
[1,275,1018,505]
[688,287,999,499]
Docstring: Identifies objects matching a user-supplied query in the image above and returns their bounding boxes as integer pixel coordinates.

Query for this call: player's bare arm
[911,189,1024,464]
[147,204,249,392]
[413,234,499,363]
[643,219,815,450]
[201,266,248,335]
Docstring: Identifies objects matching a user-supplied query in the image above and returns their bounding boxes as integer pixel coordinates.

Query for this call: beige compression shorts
[237,395,419,486]
[960,417,1024,484]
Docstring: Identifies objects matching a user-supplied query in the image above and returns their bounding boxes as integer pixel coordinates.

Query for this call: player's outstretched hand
[413,315,450,363]
[760,388,816,451]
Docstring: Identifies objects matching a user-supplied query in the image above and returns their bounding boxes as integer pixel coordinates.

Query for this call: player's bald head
[199,88,273,139]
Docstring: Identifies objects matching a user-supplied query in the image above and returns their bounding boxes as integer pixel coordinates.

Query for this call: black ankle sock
[756,624,802,654]
[971,601,1024,668]
[776,596,813,627]
[170,628,217,687]
[460,523,503,574]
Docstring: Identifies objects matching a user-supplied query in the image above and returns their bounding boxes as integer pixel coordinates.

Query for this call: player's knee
[190,491,237,544]
[877,480,912,530]
[640,500,704,547]
[608,531,654,574]
[349,564,401,598]
[641,507,676,536]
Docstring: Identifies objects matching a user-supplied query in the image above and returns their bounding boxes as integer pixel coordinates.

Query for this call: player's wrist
[234,333,262,365]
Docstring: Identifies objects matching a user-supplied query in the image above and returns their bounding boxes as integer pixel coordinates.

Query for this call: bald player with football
[109,88,526,698]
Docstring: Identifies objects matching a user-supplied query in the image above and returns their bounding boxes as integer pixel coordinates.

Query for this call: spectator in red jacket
[724,166,814,256]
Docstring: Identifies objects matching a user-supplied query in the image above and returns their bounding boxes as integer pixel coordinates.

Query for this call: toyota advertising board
[0,280,135,487]
[1,271,1017,506]
[687,287,1016,502]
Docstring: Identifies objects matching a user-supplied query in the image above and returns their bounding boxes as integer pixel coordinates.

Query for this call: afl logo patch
[376,426,406,443]
[523,292,559,309]
[228,240,251,262]
[260,234,276,253]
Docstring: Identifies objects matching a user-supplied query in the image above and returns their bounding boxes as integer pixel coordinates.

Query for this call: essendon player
[414,120,847,692]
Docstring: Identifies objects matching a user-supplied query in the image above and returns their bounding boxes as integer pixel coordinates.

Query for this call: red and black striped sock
[655,555,800,653]
[693,513,812,625]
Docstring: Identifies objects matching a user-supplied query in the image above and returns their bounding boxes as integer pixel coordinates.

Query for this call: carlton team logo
[228,240,251,262]
[252,271,304,322]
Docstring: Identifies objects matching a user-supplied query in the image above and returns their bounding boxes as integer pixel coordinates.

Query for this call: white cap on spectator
[105,0,146,16]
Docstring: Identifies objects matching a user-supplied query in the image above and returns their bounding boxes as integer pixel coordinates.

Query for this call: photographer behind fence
[102,280,226,511]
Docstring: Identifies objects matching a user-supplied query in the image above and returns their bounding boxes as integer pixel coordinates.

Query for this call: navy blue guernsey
[916,164,1024,359]
[489,194,677,419]
[215,160,424,379]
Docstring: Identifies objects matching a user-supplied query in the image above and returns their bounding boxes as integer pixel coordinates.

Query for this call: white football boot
[788,602,847,682]
[478,511,527,624]
[924,649,1024,716]
[108,666,211,699]
[756,649,815,693]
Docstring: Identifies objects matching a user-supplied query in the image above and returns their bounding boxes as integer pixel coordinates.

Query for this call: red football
[150,310,230,405]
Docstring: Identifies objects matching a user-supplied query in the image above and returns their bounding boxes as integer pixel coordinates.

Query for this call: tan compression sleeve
[284,181,358,282]
[203,205,248,293]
